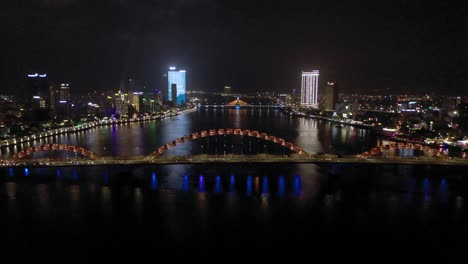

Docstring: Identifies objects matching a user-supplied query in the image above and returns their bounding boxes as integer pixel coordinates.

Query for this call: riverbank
[0,107,197,148]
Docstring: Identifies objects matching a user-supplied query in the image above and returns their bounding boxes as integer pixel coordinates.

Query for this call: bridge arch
[145,128,308,160]
[13,144,100,160]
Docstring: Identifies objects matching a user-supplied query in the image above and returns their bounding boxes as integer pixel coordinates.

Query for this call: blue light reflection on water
[278,176,285,197]
[440,178,448,204]
[151,172,158,190]
[246,175,253,196]
[423,177,430,202]
[198,175,205,193]
[72,170,79,182]
[262,176,268,197]
[229,175,235,193]
[215,175,222,194]
[182,174,189,191]
[293,175,302,197]
[103,170,109,185]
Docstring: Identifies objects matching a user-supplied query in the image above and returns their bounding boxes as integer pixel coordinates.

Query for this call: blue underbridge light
[182,174,190,191]
[56,169,62,179]
[215,175,222,194]
[151,172,158,190]
[246,175,253,196]
[72,170,79,181]
[103,170,109,185]
[278,176,285,197]
[262,176,269,197]
[293,175,302,197]
[230,175,235,192]
[9,168,14,177]
[440,178,448,204]
[24,168,29,176]
[198,175,205,193]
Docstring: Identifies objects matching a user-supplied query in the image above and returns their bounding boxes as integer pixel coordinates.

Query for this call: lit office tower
[224,85,232,94]
[301,70,319,107]
[49,85,60,110]
[167,67,186,105]
[115,91,129,116]
[59,83,70,102]
[324,81,337,110]
[25,73,48,108]
[129,92,143,112]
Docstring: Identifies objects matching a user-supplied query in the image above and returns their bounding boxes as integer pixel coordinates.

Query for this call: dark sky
[1,0,468,95]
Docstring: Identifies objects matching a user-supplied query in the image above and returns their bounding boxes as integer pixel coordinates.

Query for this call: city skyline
[1,1,467,95]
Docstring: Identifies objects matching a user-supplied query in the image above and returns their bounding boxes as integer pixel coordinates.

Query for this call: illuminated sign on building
[168,68,186,105]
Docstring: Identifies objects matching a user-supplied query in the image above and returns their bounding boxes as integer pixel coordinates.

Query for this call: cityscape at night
[1,0,468,260]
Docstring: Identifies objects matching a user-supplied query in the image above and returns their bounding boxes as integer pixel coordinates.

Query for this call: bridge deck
[3,155,468,167]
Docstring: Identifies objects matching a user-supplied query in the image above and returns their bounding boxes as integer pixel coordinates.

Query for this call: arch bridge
[13,144,100,160]
[145,128,308,160]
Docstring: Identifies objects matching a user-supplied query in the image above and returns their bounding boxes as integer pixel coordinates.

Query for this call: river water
[1,108,467,259]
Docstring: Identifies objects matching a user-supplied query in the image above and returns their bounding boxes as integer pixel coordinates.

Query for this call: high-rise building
[161,73,168,102]
[171,84,177,107]
[129,92,143,112]
[324,81,337,110]
[301,70,319,107]
[154,89,163,108]
[167,67,186,105]
[114,91,128,116]
[25,73,48,105]
[59,83,70,102]
[49,85,60,110]
[224,85,232,94]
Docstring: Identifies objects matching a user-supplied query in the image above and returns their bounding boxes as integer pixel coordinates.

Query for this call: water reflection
[1,163,468,253]
[72,170,79,182]
[278,176,285,197]
[246,175,253,196]
[229,175,235,193]
[262,176,268,197]
[198,175,205,193]
[151,172,158,190]
[293,175,302,197]
[182,174,190,192]
[215,175,222,194]
[103,170,109,185]
[439,178,448,204]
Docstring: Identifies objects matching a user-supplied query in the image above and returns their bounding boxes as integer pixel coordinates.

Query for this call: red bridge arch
[13,144,100,160]
[145,128,308,160]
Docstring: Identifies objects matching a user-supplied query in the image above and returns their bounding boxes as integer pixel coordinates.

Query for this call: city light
[169,66,176,70]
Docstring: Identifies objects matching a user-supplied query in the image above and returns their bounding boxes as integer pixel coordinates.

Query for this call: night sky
[1,0,467,95]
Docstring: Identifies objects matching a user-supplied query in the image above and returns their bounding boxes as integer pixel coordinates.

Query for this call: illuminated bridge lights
[14,144,100,160]
[145,128,309,160]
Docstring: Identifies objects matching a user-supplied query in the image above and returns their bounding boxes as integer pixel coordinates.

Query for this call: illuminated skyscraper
[129,92,143,112]
[224,85,232,94]
[167,67,186,105]
[115,91,128,116]
[49,85,60,110]
[59,83,70,102]
[324,81,337,110]
[301,70,319,107]
[25,73,48,106]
